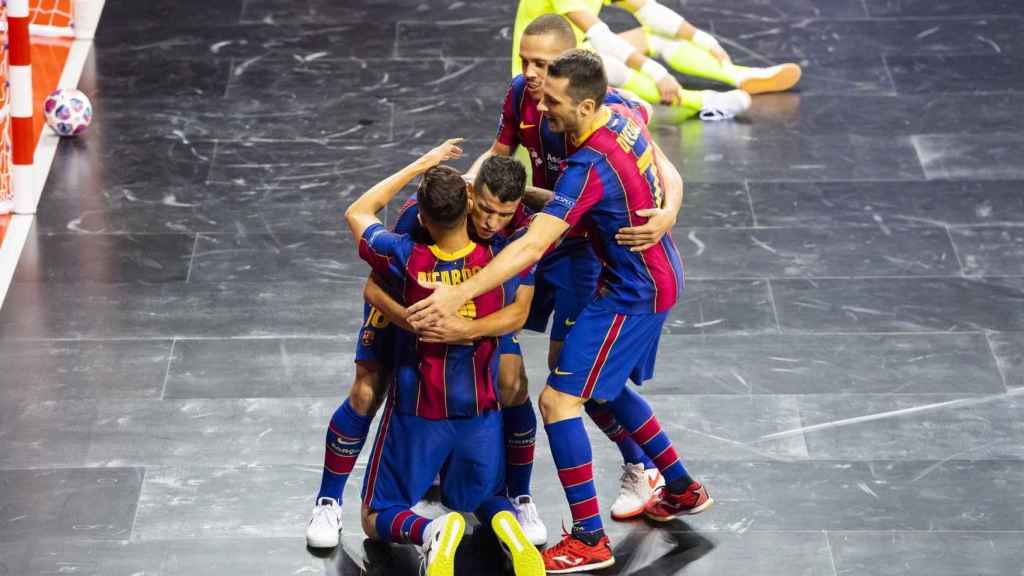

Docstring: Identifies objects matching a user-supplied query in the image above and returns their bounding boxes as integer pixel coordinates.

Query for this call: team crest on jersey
[361,328,375,347]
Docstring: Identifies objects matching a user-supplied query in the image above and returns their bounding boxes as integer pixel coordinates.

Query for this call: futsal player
[468,13,681,525]
[408,51,711,573]
[305,158,541,548]
[345,139,544,576]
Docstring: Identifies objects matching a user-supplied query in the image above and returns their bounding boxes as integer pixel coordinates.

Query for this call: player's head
[417,165,469,234]
[538,49,607,135]
[470,156,527,239]
[520,14,577,98]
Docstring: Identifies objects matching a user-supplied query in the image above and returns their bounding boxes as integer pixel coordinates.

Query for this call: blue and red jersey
[392,195,535,294]
[496,75,649,189]
[358,222,524,419]
[542,105,684,314]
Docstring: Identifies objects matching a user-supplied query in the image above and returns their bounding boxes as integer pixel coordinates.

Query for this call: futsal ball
[43,89,93,137]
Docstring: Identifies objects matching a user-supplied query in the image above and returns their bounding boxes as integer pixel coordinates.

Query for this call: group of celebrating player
[306,1,801,574]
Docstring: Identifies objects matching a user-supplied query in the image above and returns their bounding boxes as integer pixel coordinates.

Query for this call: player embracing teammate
[409,49,710,573]
[312,14,714,576]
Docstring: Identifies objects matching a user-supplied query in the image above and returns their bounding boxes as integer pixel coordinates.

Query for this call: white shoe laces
[515,496,540,525]
[618,463,646,496]
[309,498,340,530]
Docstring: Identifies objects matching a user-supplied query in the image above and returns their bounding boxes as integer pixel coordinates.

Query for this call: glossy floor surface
[2,0,1023,574]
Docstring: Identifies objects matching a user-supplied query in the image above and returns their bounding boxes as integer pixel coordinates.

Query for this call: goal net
[0,0,76,214]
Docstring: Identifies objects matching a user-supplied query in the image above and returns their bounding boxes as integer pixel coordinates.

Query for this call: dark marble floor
[2,0,1024,574]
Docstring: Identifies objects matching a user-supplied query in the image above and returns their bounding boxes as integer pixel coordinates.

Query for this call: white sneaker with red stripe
[610,463,664,521]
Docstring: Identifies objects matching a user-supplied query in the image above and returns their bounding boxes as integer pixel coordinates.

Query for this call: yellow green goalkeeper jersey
[512,0,614,75]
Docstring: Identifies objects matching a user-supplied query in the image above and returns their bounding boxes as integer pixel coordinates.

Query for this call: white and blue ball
[43,89,93,137]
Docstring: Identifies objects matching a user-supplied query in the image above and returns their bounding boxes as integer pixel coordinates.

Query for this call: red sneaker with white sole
[643,482,714,521]
[542,529,615,574]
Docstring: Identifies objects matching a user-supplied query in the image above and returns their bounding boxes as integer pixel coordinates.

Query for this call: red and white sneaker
[643,482,714,521]
[542,528,615,574]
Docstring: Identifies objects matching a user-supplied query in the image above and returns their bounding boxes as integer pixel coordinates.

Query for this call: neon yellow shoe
[420,512,465,576]
[492,510,546,576]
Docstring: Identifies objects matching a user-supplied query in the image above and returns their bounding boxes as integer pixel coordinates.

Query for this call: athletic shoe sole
[425,513,466,576]
[644,497,715,522]
[546,557,616,574]
[610,505,645,521]
[492,511,545,576]
[739,63,802,95]
[305,530,340,549]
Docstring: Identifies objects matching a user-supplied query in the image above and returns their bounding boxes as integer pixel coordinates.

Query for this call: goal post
[0,0,101,215]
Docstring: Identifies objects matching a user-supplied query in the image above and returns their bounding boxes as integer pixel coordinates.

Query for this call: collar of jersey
[429,242,476,261]
[571,106,612,147]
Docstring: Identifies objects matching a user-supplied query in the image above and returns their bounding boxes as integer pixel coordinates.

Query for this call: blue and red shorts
[355,303,395,367]
[361,403,505,514]
[547,298,667,401]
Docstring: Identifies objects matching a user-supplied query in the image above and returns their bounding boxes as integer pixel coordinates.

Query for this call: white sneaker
[735,62,802,95]
[420,511,466,576]
[610,463,664,521]
[512,495,548,546]
[305,496,343,548]
[698,89,751,121]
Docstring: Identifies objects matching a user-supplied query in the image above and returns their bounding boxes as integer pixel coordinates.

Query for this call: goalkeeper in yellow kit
[513,0,802,121]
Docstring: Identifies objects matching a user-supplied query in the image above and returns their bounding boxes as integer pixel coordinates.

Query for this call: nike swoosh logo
[519,121,536,130]
[564,318,576,327]
[553,368,573,376]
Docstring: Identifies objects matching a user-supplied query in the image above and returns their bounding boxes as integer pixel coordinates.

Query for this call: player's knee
[498,360,529,406]
[361,507,378,539]
[349,366,382,416]
[538,386,582,423]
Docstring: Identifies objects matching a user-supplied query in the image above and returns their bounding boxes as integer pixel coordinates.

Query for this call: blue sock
[317,399,372,502]
[502,400,537,497]
[545,417,603,535]
[608,387,692,489]
[475,495,516,526]
[375,507,430,545]
[585,400,655,469]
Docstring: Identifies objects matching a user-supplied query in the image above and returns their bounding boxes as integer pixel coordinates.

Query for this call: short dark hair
[523,14,576,51]
[475,156,526,203]
[417,165,468,229]
[547,49,607,106]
